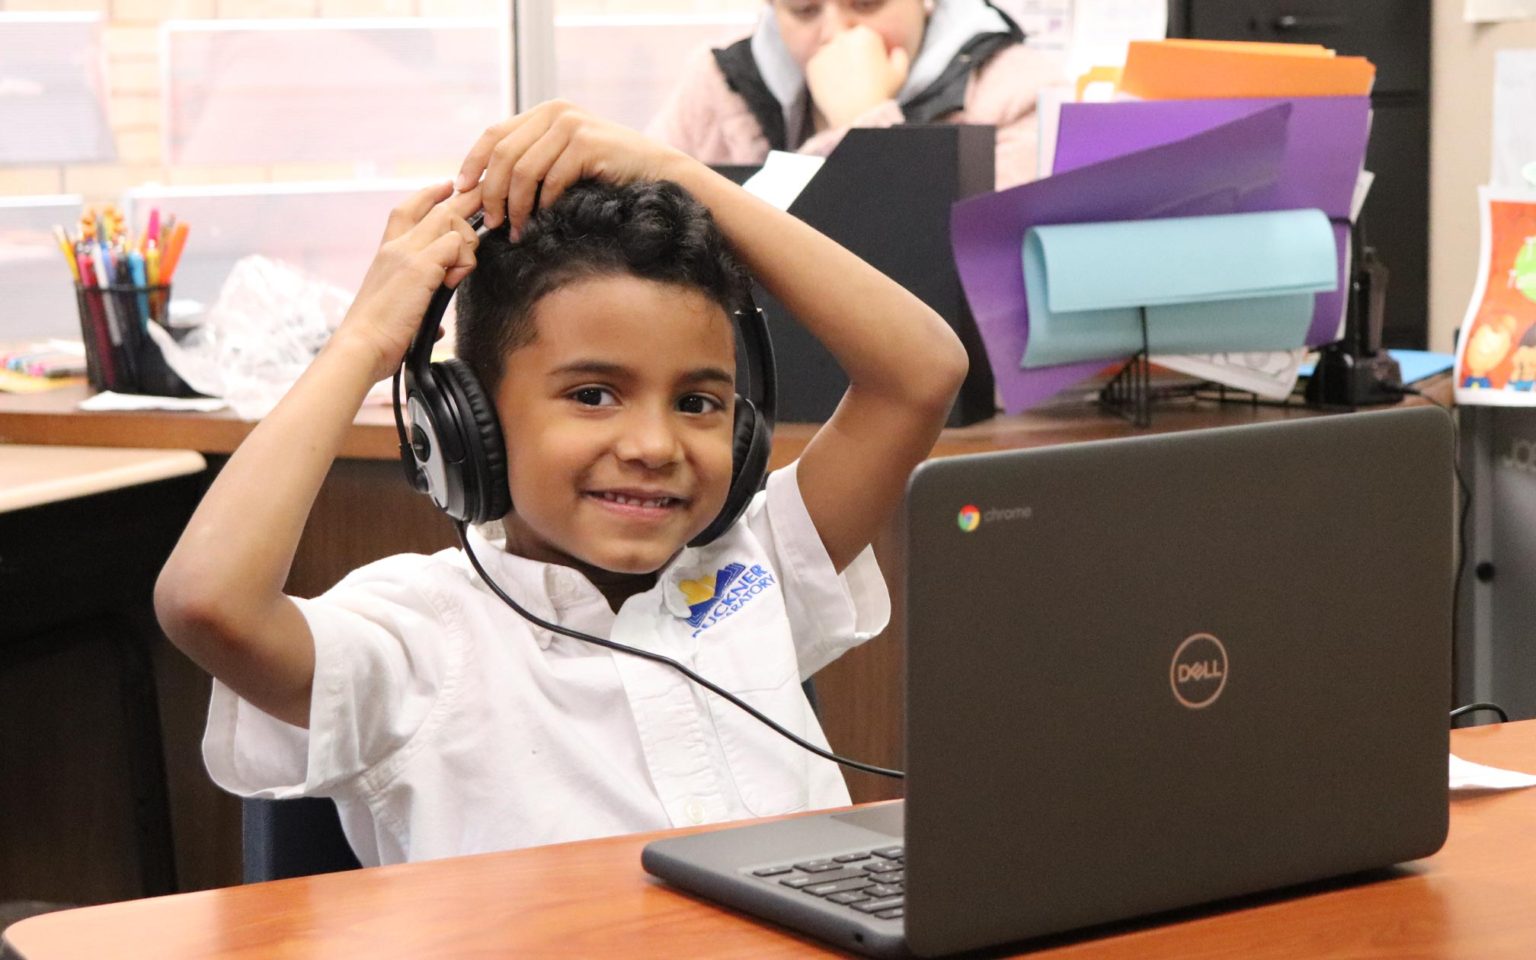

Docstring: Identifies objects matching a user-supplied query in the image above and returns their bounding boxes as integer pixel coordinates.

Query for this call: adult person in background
[647,0,1062,190]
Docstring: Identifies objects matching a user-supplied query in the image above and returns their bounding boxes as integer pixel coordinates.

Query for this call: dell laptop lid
[643,407,1453,958]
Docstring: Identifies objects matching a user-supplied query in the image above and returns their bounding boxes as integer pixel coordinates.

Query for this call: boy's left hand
[455,101,692,237]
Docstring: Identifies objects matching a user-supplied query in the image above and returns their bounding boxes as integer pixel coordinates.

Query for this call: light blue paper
[1020,209,1337,369]
[1387,350,1456,384]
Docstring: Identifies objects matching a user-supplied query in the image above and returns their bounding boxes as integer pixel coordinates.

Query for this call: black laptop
[642,408,1453,957]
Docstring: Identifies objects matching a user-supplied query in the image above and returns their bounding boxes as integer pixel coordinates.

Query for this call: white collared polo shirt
[202,460,890,866]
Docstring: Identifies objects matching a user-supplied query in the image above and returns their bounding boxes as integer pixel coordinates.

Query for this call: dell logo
[1170,633,1228,710]
[1176,661,1222,683]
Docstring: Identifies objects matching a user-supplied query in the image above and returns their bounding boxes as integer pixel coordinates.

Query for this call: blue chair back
[242,797,362,883]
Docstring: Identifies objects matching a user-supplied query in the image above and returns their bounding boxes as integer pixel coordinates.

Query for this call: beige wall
[0,0,752,204]
[0,0,509,202]
[1430,0,1536,353]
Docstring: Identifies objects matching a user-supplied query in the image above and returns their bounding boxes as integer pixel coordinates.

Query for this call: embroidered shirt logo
[679,562,777,636]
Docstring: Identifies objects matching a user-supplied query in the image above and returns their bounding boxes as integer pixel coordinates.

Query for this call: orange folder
[1157,38,1332,58]
[1119,40,1375,100]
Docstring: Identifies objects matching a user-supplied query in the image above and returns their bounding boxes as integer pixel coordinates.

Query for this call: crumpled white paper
[147,255,354,420]
[1449,753,1536,792]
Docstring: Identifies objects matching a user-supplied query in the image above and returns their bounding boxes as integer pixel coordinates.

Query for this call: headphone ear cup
[731,396,768,483]
[437,358,511,523]
[690,396,771,547]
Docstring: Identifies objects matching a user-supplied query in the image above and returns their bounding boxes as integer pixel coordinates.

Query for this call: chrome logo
[957,504,981,532]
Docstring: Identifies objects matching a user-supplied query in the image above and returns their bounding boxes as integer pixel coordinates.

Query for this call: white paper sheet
[78,390,228,413]
[1466,0,1536,23]
[1493,50,1536,190]
[1035,84,1072,177]
[1351,170,1375,223]
[995,0,1072,50]
[1154,349,1305,400]
[741,151,824,211]
[1450,753,1536,791]
[1067,0,1168,79]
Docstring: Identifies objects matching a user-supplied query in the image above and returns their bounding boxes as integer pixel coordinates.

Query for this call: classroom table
[0,445,204,512]
[0,445,207,903]
[0,380,1452,891]
[3,718,1531,959]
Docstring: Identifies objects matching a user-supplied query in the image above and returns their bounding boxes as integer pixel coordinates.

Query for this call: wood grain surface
[5,721,1532,960]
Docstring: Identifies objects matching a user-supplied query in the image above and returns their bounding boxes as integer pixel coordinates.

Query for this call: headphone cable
[453,521,905,780]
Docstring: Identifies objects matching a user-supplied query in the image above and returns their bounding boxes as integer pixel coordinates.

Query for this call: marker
[76,250,118,387]
[128,249,150,328]
[53,226,79,282]
[161,222,190,282]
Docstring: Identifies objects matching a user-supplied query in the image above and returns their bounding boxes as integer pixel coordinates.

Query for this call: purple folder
[1054,96,1372,349]
[951,105,1290,414]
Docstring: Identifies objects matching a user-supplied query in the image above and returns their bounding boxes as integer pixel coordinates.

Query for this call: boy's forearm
[158,331,383,637]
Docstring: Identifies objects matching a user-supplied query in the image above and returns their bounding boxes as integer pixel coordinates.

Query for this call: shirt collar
[462,525,595,649]
[462,525,716,646]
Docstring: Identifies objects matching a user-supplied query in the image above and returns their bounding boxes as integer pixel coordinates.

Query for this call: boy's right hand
[334,181,483,383]
[454,101,693,239]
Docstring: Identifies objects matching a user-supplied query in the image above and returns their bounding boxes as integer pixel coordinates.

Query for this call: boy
[155,101,968,865]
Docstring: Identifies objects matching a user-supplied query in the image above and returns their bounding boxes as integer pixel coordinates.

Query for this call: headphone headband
[404,209,486,388]
[734,297,776,432]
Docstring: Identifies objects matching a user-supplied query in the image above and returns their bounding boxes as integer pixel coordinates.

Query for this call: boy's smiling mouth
[586,489,689,512]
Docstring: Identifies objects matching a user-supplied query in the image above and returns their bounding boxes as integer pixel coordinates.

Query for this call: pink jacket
[646,42,1062,191]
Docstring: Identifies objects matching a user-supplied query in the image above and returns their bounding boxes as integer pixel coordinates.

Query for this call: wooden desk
[4,720,1530,959]
[0,382,1424,461]
[0,444,207,904]
[0,383,1448,889]
[0,446,205,512]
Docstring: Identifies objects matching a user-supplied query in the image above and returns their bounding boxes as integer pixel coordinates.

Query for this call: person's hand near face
[805,24,910,129]
[773,0,928,131]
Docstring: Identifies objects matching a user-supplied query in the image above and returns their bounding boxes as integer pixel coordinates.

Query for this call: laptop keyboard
[750,845,905,920]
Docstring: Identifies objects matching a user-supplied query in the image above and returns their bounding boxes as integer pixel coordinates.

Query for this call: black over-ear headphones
[392,211,778,547]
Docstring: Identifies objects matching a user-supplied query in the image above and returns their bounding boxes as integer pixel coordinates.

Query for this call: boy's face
[494,273,738,577]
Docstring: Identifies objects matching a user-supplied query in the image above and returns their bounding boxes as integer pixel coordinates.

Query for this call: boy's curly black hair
[454,178,749,397]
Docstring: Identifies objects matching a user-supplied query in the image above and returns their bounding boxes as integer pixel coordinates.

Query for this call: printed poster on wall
[1455,188,1536,405]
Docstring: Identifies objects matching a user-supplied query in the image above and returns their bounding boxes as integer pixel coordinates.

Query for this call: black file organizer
[1096,311,1283,428]
[1098,309,1154,428]
[724,125,998,426]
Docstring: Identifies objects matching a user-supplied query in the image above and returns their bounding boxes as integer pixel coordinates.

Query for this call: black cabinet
[1168,0,1431,348]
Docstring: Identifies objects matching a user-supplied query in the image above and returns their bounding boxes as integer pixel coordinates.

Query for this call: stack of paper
[1120,39,1374,100]
[952,40,1377,412]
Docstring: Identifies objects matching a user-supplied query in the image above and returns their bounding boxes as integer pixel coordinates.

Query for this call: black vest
[711,9,1024,152]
